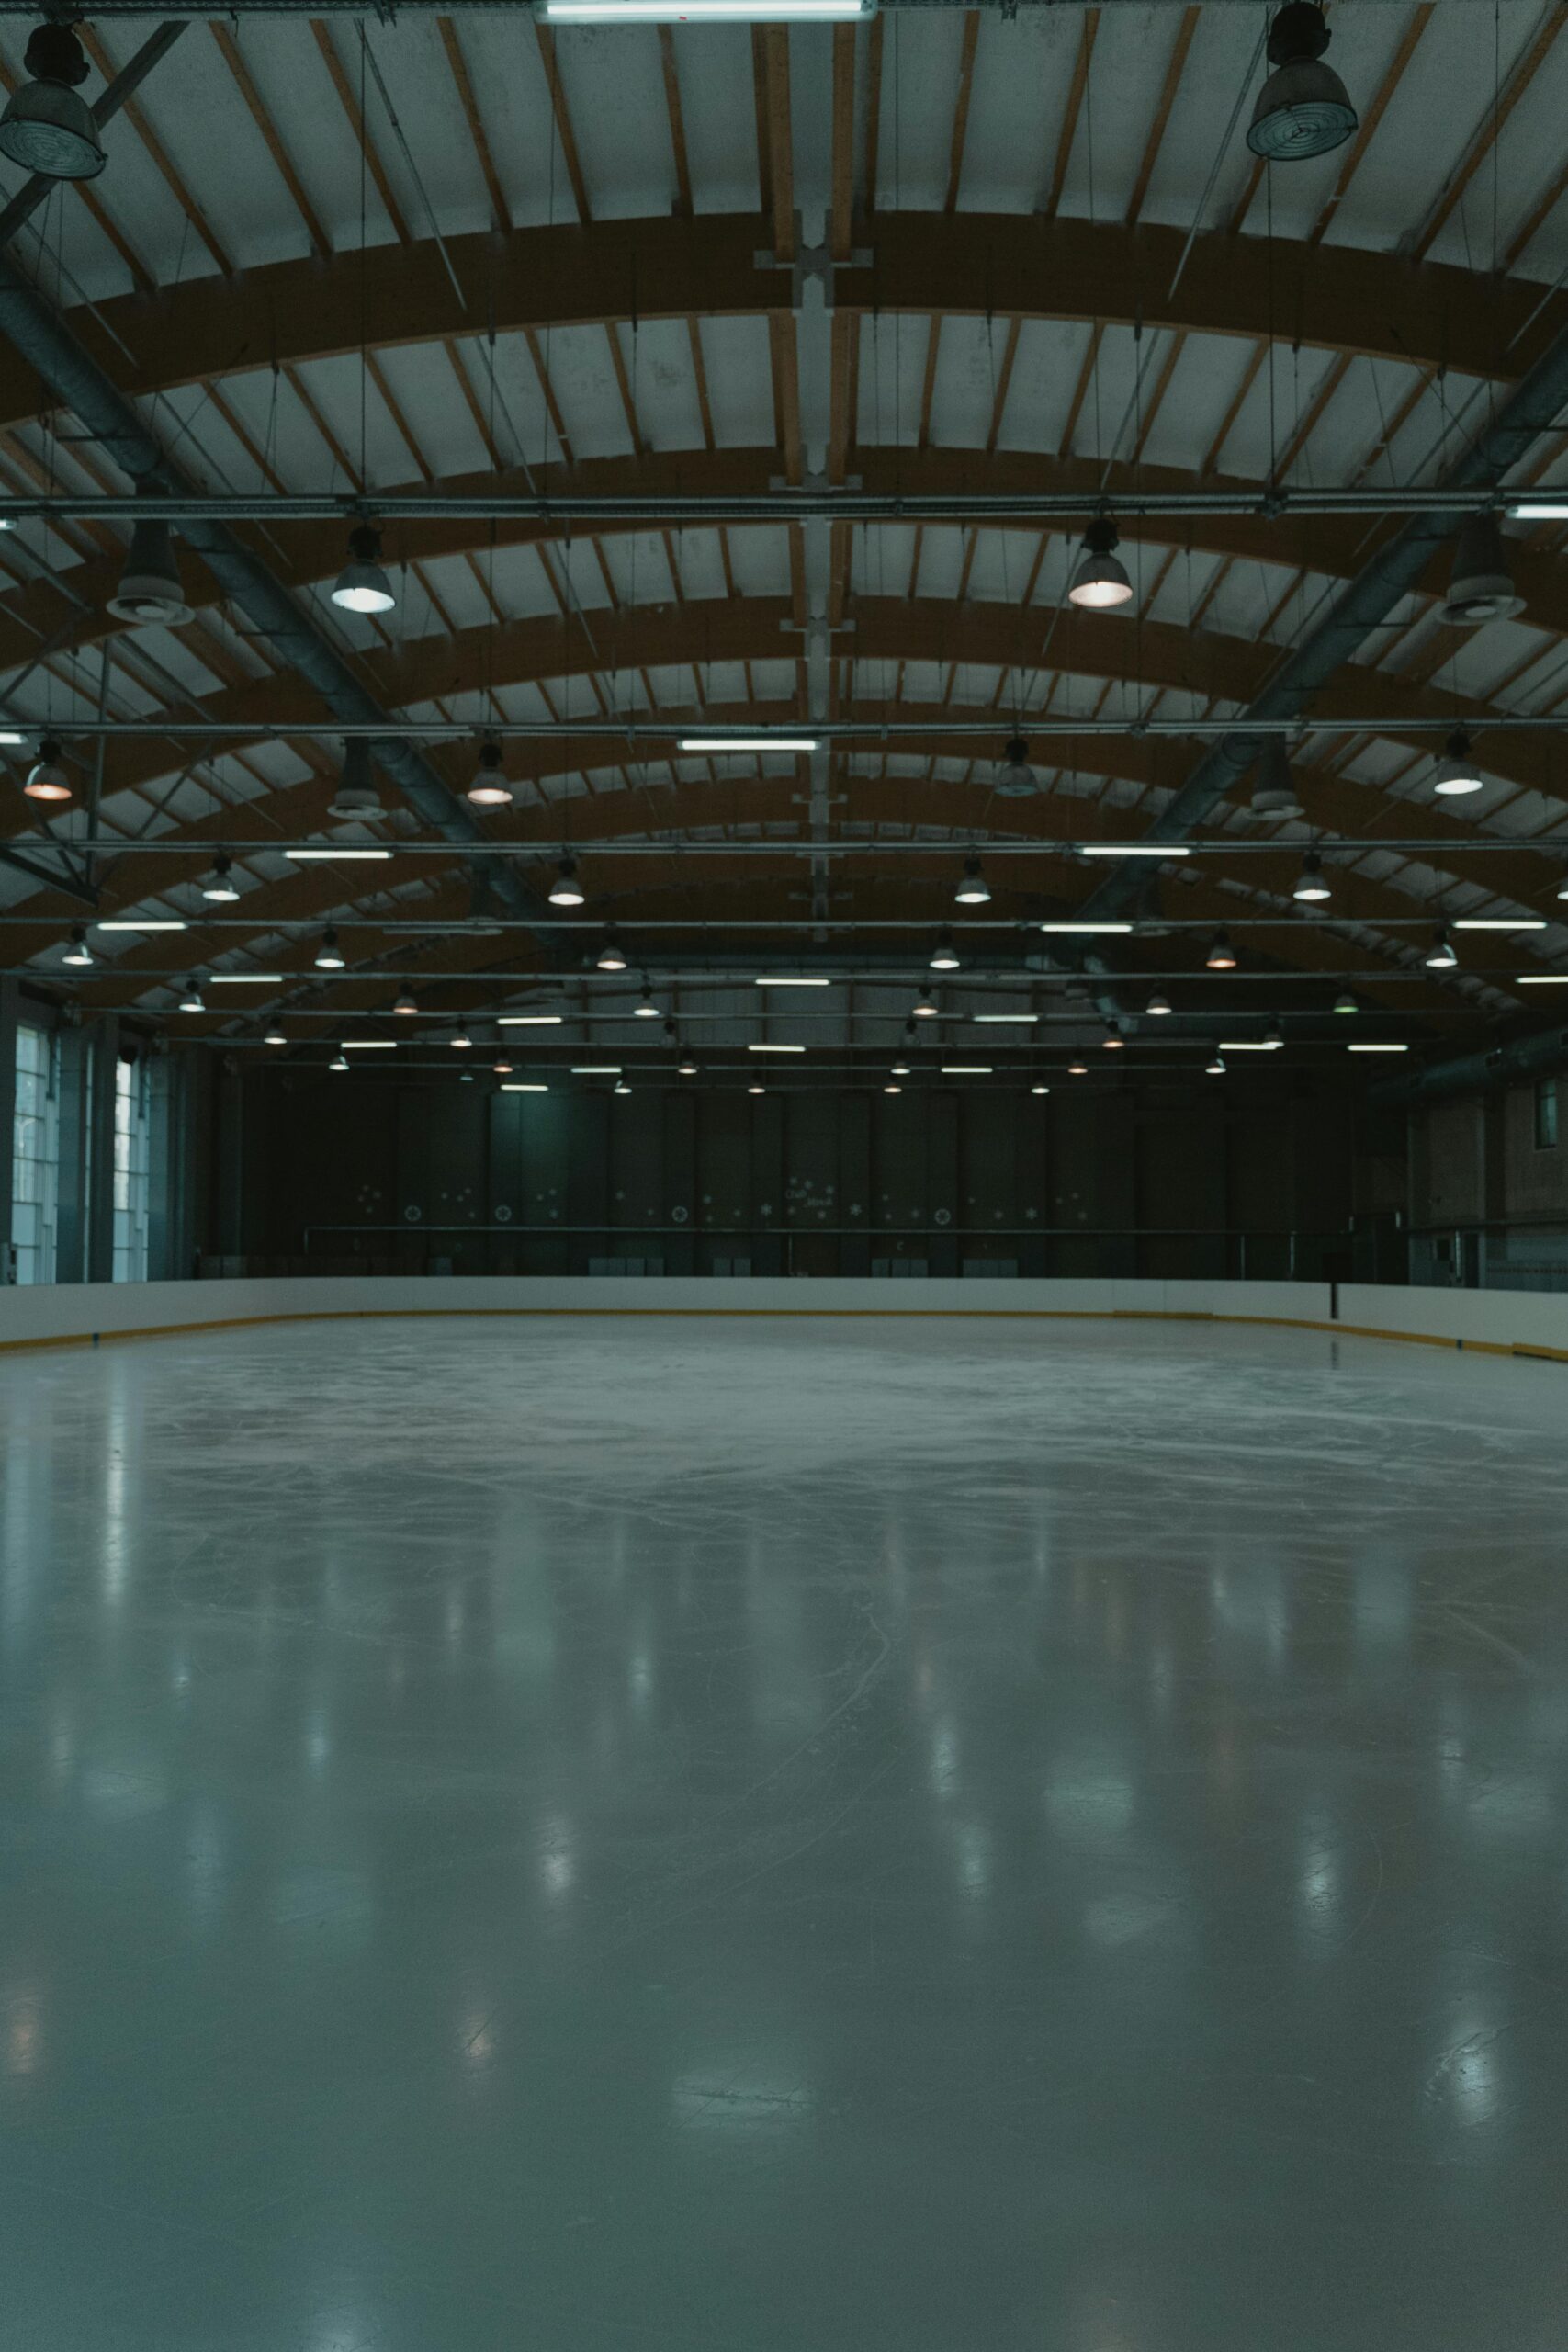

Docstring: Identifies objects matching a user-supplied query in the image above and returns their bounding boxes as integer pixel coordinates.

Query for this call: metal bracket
[754,220,872,311]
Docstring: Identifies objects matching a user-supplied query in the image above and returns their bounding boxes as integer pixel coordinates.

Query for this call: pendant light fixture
[1264,1020,1284,1048]
[107,515,191,627]
[884,1083,902,1096]
[678,1052,698,1077]
[331,525,396,616]
[748,1083,766,1096]
[1425,924,1458,969]
[467,739,512,807]
[330,1049,350,1072]
[954,854,991,906]
[328,739,383,821]
[201,853,239,902]
[393,989,417,1016]
[1251,741,1303,820]
[1246,3,1358,161]
[0,23,105,180]
[995,736,1036,797]
[1102,1023,1124,1050]
[1292,849,1331,902]
[1438,514,1523,628]
[492,1049,514,1075]
[1145,989,1171,1017]
[891,1057,911,1077]
[22,736,72,802]
[1067,1057,1089,1077]
[634,980,660,1018]
[178,978,205,1012]
[1205,929,1237,971]
[1067,517,1134,611]
[1433,729,1484,796]
[596,929,628,972]
[1206,1052,1227,1076]
[614,1078,632,1095]
[912,989,939,1020]
[1334,989,1358,1015]
[62,923,92,967]
[264,1023,287,1046]
[451,1025,473,1049]
[549,857,585,908]
[930,929,962,971]
[1031,1083,1051,1096]
[314,928,345,971]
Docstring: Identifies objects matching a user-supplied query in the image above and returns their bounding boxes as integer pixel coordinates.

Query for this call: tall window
[10,1023,60,1285]
[1536,1076,1559,1152]
[112,1055,151,1283]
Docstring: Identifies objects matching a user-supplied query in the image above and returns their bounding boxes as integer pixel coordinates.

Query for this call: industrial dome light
[1145,989,1171,1017]
[677,1052,698,1077]
[1206,1052,1228,1076]
[1251,740,1303,820]
[614,1078,632,1095]
[1438,514,1524,628]
[1425,924,1458,970]
[201,852,240,903]
[1334,989,1359,1015]
[995,735,1036,797]
[330,525,396,616]
[912,989,939,1020]
[107,517,191,627]
[634,981,660,1018]
[1067,517,1134,611]
[891,1057,911,1077]
[930,928,962,971]
[1067,1057,1089,1077]
[954,854,991,906]
[314,927,345,971]
[1102,1023,1124,1050]
[1292,849,1331,902]
[548,856,585,908]
[596,929,628,973]
[328,738,383,822]
[62,922,92,967]
[467,739,512,807]
[1205,929,1237,971]
[1246,3,1358,162]
[450,1025,473,1050]
[393,989,417,1016]
[492,1050,514,1075]
[329,1049,350,1072]
[22,735,72,802]
[178,978,205,1012]
[1434,727,1484,796]
[264,1023,287,1046]
[0,23,104,180]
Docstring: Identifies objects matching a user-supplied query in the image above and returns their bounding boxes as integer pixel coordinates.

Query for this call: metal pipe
[0,484,1526,524]
[5,714,1567,740]
[17,832,1568,858]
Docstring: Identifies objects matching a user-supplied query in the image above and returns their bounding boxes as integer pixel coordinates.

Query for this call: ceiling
[2,0,1568,1080]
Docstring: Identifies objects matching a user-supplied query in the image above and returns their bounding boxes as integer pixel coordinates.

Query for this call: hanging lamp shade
[467,739,513,807]
[1438,514,1524,628]
[1246,3,1357,161]
[1067,518,1134,611]
[1251,740,1303,820]
[331,525,396,616]
[107,518,191,627]
[1433,729,1484,796]
[22,736,72,802]
[995,736,1036,797]
[0,24,104,180]
[328,740,384,821]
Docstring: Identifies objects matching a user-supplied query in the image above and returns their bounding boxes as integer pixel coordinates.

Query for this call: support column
[0,979,17,1282]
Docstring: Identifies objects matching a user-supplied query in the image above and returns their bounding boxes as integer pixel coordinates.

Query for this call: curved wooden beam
[8,447,1562,685]
[5,210,1557,446]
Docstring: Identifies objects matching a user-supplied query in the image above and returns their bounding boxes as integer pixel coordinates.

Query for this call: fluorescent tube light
[748,1043,805,1054]
[1348,1042,1409,1053]
[571,1065,622,1074]
[1077,844,1190,858]
[1452,919,1546,931]
[98,920,187,932]
[502,1082,550,1092]
[208,972,284,984]
[1515,974,1568,984]
[498,1014,563,1026]
[677,733,822,752]
[1039,922,1134,934]
[548,6,864,24]
[341,1040,398,1049]
[941,1065,993,1075]
[1507,502,1568,519]
[285,847,393,862]
[1217,1040,1280,1052]
[973,1013,1036,1024]
[755,977,829,987]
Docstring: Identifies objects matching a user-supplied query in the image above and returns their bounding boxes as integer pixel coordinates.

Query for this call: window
[1536,1076,1559,1152]
[10,1023,59,1285]
[112,1055,151,1283]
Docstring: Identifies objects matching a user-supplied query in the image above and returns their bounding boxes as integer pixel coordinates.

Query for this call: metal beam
[0,251,553,933]
[9,713,1568,741]
[1079,286,1568,918]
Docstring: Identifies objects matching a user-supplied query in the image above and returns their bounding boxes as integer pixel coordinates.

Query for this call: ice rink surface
[2,1311,1568,2352]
